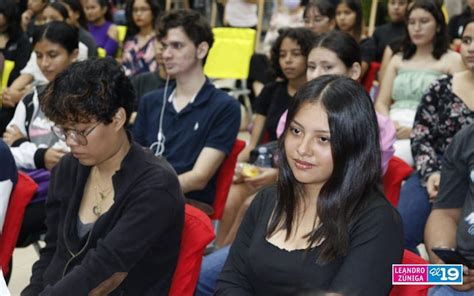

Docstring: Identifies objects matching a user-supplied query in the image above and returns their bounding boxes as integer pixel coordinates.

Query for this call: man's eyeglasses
[51,122,101,146]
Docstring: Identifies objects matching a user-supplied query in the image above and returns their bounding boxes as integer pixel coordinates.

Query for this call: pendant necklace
[92,167,113,216]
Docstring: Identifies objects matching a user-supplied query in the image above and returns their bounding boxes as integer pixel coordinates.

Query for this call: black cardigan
[22,141,185,296]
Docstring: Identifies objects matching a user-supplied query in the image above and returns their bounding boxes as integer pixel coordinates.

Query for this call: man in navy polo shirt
[133,9,241,207]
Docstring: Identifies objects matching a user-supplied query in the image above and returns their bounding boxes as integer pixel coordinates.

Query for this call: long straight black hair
[400,0,448,60]
[125,0,160,37]
[336,0,363,41]
[267,75,382,263]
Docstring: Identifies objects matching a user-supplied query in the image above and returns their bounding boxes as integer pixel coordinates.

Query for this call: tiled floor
[8,245,37,295]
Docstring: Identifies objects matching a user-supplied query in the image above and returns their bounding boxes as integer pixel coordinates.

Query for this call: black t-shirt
[216,186,404,295]
[254,81,292,142]
[434,124,474,262]
[0,30,32,135]
[370,22,405,62]
[360,37,376,66]
[0,139,17,187]
[131,71,166,111]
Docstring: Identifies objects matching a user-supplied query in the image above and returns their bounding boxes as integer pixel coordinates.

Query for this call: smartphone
[432,247,474,269]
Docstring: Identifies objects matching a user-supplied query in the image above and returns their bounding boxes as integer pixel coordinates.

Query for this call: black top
[448,9,473,43]
[254,81,292,142]
[216,186,404,295]
[0,30,32,85]
[360,37,376,65]
[21,141,185,296]
[0,31,32,135]
[370,22,405,62]
[0,138,17,187]
[434,124,474,262]
[130,71,166,111]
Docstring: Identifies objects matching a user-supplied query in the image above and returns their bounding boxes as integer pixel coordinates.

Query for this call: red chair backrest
[211,139,246,220]
[389,250,432,296]
[169,204,215,296]
[362,62,381,93]
[0,172,37,276]
[383,156,413,207]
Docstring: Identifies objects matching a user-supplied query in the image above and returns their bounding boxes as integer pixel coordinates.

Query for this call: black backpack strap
[23,92,35,139]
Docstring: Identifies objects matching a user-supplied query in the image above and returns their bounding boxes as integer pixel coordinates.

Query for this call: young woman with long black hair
[217,75,403,295]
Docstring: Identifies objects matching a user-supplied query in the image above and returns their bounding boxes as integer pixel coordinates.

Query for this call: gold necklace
[91,167,114,216]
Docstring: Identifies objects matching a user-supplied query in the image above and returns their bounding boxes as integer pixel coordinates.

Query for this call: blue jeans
[195,246,230,296]
[397,172,432,253]
[429,286,474,295]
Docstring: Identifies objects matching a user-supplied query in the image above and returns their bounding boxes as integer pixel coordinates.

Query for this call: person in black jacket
[0,0,32,135]
[21,57,185,296]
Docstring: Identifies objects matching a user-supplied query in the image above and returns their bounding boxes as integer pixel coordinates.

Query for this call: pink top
[276,110,396,175]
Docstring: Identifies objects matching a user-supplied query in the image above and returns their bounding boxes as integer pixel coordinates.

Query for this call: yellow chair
[96,26,127,59]
[117,25,127,43]
[116,25,128,59]
[204,27,256,116]
[97,47,106,58]
[0,60,15,109]
[442,4,448,24]
[1,60,14,91]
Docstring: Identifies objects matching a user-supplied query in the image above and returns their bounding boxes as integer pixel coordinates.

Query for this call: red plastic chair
[169,204,215,296]
[383,156,413,207]
[0,172,38,276]
[211,139,246,220]
[389,250,432,296]
[362,62,381,93]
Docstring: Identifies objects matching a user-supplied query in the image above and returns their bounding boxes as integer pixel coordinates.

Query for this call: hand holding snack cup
[241,163,260,178]
[234,162,260,183]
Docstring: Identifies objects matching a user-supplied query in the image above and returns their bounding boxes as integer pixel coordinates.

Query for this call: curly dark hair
[270,27,317,80]
[400,0,448,60]
[125,0,161,37]
[157,9,214,63]
[40,57,135,126]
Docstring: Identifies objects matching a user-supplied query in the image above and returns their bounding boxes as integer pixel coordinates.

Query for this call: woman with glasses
[22,57,184,295]
[303,0,336,35]
[122,0,160,76]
